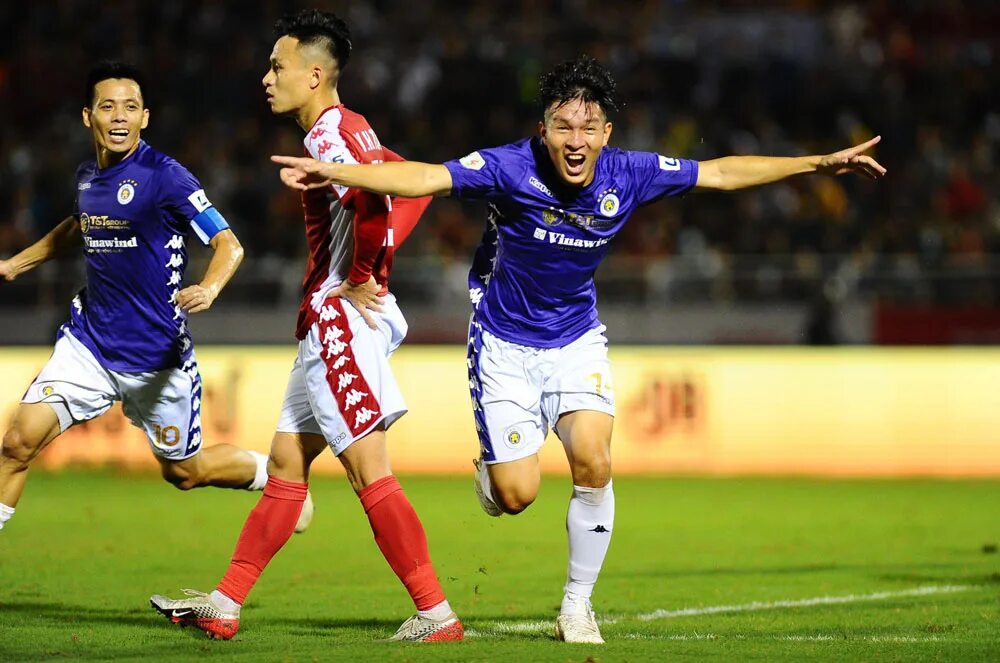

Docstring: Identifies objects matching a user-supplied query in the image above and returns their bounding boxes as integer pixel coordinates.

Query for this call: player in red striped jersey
[149,9,462,643]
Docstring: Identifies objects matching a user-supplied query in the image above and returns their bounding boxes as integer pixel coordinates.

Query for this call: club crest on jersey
[459,151,485,171]
[117,179,138,205]
[598,190,620,217]
[41,385,55,397]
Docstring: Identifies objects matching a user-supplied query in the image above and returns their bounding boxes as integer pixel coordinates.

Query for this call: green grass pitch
[1,470,998,661]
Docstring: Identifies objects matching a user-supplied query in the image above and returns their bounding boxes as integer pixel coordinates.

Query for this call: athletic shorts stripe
[317,297,382,437]
[467,315,495,462]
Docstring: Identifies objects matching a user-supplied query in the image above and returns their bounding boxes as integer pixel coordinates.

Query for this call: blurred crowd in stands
[1,0,998,306]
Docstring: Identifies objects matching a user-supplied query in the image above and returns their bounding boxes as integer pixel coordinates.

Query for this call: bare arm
[270,156,454,198]
[696,136,886,192]
[0,215,81,282]
[175,228,243,314]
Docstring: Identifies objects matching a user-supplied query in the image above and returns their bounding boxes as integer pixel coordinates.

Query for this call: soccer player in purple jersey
[271,56,886,643]
[0,61,311,534]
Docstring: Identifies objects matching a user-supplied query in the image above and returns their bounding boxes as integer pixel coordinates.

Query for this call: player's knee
[493,484,537,515]
[572,452,612,488]
[160,461,201,491]
[1,427,40,467]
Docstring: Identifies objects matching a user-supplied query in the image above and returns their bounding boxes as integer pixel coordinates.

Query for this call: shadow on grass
[876,571,1000,586]
[0,601,151,626]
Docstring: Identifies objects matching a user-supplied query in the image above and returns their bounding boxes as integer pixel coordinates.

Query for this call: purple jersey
[444,137,698,347]
[65,141,229,372]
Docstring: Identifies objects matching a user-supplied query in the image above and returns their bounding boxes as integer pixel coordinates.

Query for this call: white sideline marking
[465,585,973,638]
[634,584,971,621]
[620,633,949,643]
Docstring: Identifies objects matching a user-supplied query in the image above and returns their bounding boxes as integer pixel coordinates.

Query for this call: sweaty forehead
[94,79,142,103]
[546,99,606,125]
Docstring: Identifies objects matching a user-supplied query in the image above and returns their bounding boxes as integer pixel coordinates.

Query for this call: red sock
[216,476,307,604]
[359,475,446,611]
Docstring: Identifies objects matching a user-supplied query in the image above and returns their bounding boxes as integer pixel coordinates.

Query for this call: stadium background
[1,0,999,475]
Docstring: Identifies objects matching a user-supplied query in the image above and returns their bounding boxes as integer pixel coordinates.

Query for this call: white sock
[210,589,241,613]
[0,503,14,531]
[246,451,269,491]
[418,599,453,621]
[562,480,614,612]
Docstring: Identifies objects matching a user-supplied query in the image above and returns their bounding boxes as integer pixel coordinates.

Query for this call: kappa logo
[78,182,92,191]
[323,326,345,344]
[336,372,358,392]
[590,525,611,533]
[320,305,341,322]
[164,235,185,250]
[459,151,485,171]
[117,179,138,205]
[529,176,553,197]
[344,388,368,407]
[354,407,378,428]
[165,254,184,268]
[325,339,348,358]
[331,355,349,370]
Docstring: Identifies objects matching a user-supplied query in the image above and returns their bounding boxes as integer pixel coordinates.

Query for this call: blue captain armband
[190,207,229,245]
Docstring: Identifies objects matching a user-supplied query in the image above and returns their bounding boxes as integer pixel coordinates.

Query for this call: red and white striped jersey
[296,104,394,340]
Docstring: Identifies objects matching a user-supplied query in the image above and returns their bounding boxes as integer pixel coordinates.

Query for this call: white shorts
[21,330,203,461]
[276,293,408,455]
[468,321,615,464]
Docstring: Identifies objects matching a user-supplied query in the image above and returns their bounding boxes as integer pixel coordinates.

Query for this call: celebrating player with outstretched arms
[150,10,462,643]
[0,61,297,536]
[271,55,885,645]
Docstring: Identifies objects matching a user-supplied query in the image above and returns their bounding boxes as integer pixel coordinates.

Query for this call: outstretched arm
[175,229,243,314]
[270,156,454,198]
[0,215,81,282]
[695,136,886,192]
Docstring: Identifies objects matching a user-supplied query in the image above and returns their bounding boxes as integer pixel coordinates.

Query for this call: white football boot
[555,597,604,644]
[388,612,464,642]
[472,458,502,517]
[150,589,240,640]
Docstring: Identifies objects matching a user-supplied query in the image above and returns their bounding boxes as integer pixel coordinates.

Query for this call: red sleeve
[348,191,389,285]
[390,195,432,250]
[382,147,405,163]
[380,146,430,249]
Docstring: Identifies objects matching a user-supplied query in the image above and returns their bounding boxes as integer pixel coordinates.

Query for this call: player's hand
[176,284,218,314]
[817,136,887,180]
[271,155,338,191]
[0,259,17,282]
[330,276,383,330]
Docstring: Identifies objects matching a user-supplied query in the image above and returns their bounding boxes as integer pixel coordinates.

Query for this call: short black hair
[84,60,147,108]
[274,9,352,71]
[539,56,618,119]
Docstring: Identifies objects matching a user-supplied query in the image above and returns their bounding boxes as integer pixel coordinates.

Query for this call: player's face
[263,36,316,116]
[539,98,612,187]
[82,79,148,162]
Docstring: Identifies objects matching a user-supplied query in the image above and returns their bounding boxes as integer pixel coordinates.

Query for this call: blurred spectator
[1,0,999,307]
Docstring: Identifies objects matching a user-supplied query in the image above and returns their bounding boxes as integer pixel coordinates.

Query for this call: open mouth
[108,129,130,145]
[564,153,586,176]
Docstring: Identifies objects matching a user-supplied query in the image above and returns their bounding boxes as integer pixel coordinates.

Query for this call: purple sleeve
[628,151,699,206]
[443,145,518,200]
[158,161,228,245]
